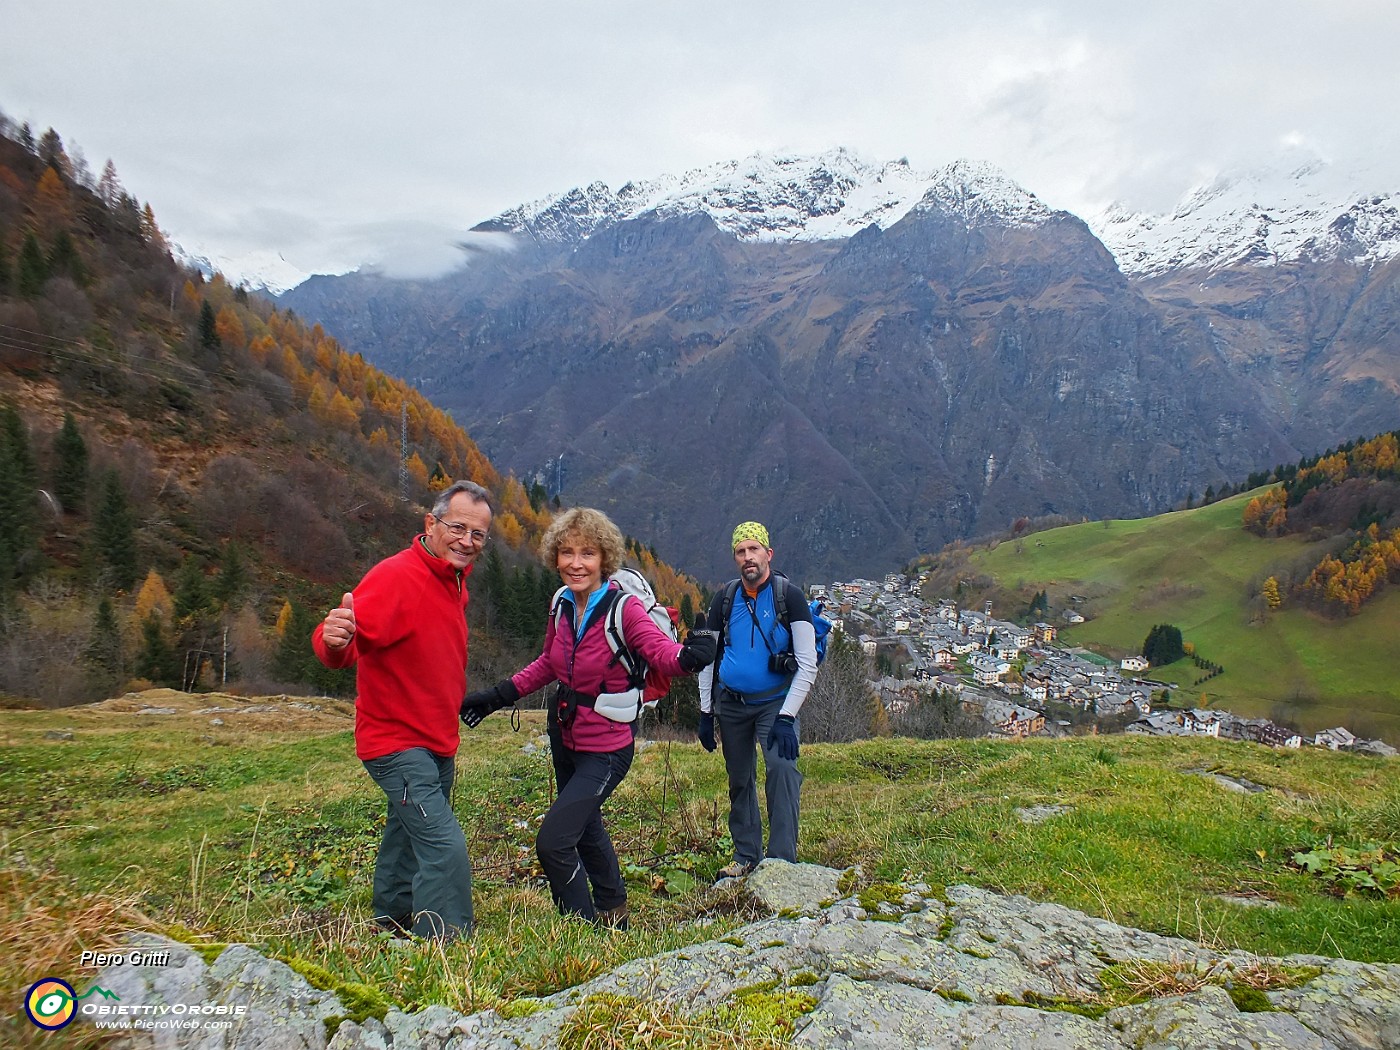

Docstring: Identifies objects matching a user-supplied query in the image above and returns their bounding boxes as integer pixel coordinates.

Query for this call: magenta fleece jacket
[512,583,686,752]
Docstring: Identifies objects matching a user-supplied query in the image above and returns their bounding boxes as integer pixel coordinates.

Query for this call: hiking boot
[715,861,755,881]
[596,903,629,931]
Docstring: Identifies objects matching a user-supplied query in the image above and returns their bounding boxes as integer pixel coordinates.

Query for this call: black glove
[678,613,717,672]
[461,679,519,728]
[697,711,716,752]
[767,713,799,761]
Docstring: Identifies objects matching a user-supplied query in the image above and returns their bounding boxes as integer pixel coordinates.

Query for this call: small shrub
[1291,842,1400,898]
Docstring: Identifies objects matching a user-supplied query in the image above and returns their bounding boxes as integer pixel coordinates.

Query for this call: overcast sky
[3,0,1397,285]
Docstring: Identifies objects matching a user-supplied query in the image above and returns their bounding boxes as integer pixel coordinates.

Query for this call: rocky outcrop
[86,864,1399,1049]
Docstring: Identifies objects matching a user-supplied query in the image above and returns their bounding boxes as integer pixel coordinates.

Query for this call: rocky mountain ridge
[1093,153,1400,276]
[472,147,1399,277]
[472,149,1057,249]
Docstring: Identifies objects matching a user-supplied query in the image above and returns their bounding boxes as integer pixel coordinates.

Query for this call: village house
[968,653,1009,687]
[973,697,1047,738]
[1235,722,1303,749]
[936,673,963,695]
[1120,655,1149,673]
[1129,710,1221,738]
[1314,726,1357,750]
[1094,692,1137,718]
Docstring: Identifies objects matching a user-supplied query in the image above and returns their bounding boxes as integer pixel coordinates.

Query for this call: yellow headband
[732,521,770,550]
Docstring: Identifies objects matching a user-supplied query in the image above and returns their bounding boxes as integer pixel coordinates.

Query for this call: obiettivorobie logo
[24,978,119,1030]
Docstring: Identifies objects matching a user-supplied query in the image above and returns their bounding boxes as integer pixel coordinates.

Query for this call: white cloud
[2,0,1395,283]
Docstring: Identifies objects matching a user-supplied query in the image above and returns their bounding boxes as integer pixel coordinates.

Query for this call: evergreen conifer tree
[198,300,219,349]
[173,557,209,622]
[214,543,247,608]
[135,611,178,686]
[478,545,505,609]
[84,596,124,695]
[52,412,88,514]
[45,230,85,286]
[97,469,139,590]
[0,406,39,595]
[17,232,46,297]
[1141,623,1185,665]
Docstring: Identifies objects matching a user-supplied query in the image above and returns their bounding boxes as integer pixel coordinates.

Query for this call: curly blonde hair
[539,507,625,579]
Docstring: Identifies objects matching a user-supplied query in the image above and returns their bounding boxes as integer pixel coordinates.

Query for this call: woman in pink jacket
[461,508,715,929]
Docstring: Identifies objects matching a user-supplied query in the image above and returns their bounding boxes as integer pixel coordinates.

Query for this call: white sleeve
[698,657,715,714]
[697,593,722,715]
[780,619,818,718]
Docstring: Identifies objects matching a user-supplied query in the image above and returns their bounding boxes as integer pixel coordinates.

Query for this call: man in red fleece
[313,480,492,942]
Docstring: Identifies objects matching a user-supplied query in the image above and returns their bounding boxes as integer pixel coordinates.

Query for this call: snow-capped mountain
[1092,154,1400,277]
[477,147,1399,281]
[171,242,325,296]
[473,148,1056,246]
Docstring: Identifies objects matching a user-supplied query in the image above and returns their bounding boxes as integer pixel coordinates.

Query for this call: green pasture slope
[3,699,1398,1040]
[971,492,1400,744]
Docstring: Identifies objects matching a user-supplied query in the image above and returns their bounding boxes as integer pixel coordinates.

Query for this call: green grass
[970,492,1400,742]
[2,699,1398,1044]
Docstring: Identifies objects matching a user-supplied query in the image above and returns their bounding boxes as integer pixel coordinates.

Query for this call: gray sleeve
[781,618,818,718]
[698,591,723,714]
[698,657,715,714]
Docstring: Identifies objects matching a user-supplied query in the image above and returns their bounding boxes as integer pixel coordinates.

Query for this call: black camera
[768,651,798,675]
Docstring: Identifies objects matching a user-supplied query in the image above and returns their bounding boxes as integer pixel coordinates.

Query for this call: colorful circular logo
[25,978,77,1030]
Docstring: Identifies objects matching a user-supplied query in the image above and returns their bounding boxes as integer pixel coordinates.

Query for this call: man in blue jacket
[697,521,819,878]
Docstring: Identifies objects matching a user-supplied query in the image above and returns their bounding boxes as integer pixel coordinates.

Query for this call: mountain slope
[954,491,1400,743]
[0,122,704,706]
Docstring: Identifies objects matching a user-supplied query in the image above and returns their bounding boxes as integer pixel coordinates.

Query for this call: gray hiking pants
[362,747,473,940]
[716,691,802,866]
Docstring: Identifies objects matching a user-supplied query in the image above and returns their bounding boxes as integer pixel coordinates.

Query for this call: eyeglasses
[433,515,490,545]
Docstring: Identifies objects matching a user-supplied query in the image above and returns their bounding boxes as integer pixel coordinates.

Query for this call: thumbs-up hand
[322,592,356,650]
[678,613,717,672]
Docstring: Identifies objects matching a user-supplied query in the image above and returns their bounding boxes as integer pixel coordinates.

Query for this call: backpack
[551,566,680,717]
[718,572,832,667]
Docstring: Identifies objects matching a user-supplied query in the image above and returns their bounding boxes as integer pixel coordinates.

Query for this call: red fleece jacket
[312,537,471,760]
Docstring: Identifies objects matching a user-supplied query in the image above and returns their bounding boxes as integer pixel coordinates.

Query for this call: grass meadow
[2,691,1398,1047]
[972,492,1400,742]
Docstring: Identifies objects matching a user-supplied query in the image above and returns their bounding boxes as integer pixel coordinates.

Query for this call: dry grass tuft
[0,861,154,996]
[1106,954,1307,1003]
[0,857,156,1048]
[558,993,789,1050]
[1109,957,1216,999]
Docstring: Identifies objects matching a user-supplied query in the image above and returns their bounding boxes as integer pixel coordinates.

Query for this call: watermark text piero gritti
[81,949,171,967]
